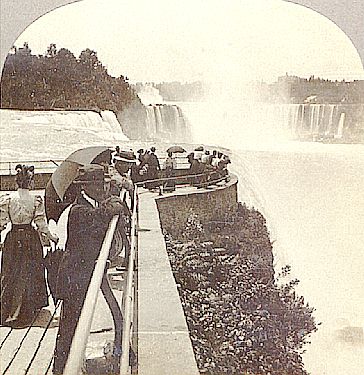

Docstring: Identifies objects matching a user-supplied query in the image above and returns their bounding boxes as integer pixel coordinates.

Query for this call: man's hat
[74,164,107,184]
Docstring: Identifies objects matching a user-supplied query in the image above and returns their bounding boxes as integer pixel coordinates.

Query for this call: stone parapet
[155,174,239,238]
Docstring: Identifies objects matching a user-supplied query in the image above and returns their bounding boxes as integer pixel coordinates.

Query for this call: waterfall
[336,112,346,139]
[153,106,163,133]
[325,105,336,136]
[100,110,129,140]
[0,109,129,160]
[173,105,185,139]
[160,105,177,134]
[117,101,190,142]
[145,106,157,137]
[249,103,363,142]
[137,104,190,141]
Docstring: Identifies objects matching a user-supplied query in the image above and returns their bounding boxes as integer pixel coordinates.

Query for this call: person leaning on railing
[200,150,212,188]
[219,154,231,182]
[52,165,125,375]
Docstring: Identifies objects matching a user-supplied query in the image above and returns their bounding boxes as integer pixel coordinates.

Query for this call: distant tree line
[254,74,364,104]
[0,43,138,111]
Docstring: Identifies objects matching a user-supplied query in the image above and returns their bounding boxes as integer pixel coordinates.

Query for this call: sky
[13,0,364,84]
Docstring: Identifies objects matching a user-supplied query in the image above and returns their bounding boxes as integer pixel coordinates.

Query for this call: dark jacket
[146,152,160,169]
[56,195,122,299]
[53,194,123,375]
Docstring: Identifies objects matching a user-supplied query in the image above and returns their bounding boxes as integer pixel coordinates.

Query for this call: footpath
[137,190,199,375]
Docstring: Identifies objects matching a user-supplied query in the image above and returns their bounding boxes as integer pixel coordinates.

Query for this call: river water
[1,105,363,374]
[179,101,364,375]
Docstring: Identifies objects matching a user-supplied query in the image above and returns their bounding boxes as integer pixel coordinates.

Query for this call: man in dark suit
[53,165,124,375]
[144,146,160,190]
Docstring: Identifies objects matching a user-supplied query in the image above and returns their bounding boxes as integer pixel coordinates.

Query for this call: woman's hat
[15,164,35,188]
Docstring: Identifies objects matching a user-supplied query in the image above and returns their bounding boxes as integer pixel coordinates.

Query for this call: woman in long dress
[163,151,177,192]
[0,165,58,327]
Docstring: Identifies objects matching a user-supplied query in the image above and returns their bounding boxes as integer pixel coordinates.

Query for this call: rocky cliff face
[162,204,318,375]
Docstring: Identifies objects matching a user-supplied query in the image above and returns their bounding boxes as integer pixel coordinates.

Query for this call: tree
[45,43,57,57]
[0,43,139,111]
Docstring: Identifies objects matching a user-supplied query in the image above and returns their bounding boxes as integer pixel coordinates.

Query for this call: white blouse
[0,189,54,239]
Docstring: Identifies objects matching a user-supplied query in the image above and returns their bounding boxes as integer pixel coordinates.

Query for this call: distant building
[271,75,364,104]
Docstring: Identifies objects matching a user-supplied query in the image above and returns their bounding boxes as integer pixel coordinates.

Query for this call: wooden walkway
[0,269,124,375]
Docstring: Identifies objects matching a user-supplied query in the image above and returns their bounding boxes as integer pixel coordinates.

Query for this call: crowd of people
[186,147,231,188]
[111,145,232,194]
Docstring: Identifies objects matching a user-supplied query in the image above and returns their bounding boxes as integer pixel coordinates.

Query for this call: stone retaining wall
[155,174,239,237]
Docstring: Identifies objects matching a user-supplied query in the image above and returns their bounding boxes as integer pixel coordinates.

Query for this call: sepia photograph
[0,1,363,374]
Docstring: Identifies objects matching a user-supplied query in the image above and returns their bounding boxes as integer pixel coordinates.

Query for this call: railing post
[120,187,138,375]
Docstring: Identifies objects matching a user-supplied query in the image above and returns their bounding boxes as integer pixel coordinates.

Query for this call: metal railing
[136,169,231,190]
[0,159,62,175]
[0,157,191,175]
[120,186,138,374]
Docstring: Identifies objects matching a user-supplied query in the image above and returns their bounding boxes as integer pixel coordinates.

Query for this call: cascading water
[145,106,157,137]
[272,103,364,141]
[153,106,163,133]
[0,109,129,160]
[100,110,129,139]
[336,112,345,138]
[140,104,190,141]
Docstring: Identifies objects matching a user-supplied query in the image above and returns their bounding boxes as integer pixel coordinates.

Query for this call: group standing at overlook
[112,144,231,193]
[0,144,232,374]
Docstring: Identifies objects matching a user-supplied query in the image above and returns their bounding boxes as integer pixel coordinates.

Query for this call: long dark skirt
[0,224,48,325]
[163,168,176,192]
[145,166,159,189]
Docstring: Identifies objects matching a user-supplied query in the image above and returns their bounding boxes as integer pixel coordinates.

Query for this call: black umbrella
[166,145,186,153]
[45,146,112,221]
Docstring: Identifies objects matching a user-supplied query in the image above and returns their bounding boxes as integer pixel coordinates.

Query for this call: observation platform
[136,175,237,374]
[0,174,238,375]
[0,262,125,375]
